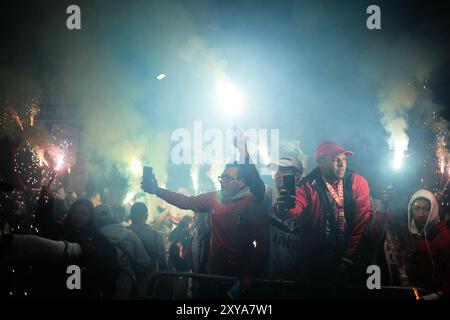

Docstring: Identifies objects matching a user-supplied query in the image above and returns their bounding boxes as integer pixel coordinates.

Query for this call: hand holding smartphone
[142,166,158,194]
[280,174,296,209]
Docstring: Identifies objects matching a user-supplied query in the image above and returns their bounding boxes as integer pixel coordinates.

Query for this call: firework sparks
[27,103,40,127]
[436,135,446,174]
[55,154,65,171]
[12,110,25,131]
[35,147,49,167]
[411,287,421,300]
[442,158,450,193]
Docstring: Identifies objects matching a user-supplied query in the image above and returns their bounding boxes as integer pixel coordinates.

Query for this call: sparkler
[386,117,409,171]
[440,158,450,194]
[10,109,25,131]
[35,147,49,167]
[55,154,65,171]
[392,146,406,170]
[436,134,446,191]
[27,103,40,127]
[2,103,40,132]
[411,287,421,300]
[16,115,24,131]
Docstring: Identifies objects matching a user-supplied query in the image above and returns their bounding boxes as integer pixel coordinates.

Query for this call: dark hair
[66,198,96,229]
[86,189,100,200]
[52,198,68,220]
[94,204,113,218]
[179,215,193,228]
[130,202,148,222]
[112,204,125,222]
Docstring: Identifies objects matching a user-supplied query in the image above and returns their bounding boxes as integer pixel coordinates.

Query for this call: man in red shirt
[276,141,371,285]
[142,163,269,283]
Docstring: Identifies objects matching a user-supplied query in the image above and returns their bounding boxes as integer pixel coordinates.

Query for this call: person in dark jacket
[62,199,120,298]
[24,197,119,298]
[168,215,193,272]
[275,141,372,285]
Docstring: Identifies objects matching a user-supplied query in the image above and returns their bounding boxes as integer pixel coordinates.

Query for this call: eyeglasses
[330,157,347,164]
[218,175,240,183]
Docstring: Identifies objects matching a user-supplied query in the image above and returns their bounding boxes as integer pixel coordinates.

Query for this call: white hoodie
[407,189,439,236]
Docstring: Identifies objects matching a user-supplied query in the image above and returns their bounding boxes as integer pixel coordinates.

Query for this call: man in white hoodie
[405,189,450,300]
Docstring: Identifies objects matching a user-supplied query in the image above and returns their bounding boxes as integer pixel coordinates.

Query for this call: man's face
[273,166,301,190]
[91,193,102,208]
[319,153,347,182]
[444,213,450,228]
[220,167,245,197]
[70,203,91,229]
[412,198,431,231]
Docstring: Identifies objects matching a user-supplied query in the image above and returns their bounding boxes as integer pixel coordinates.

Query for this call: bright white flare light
[216,80,242,117]
[55,154,65,171]
[258,145,271,166]
[130,158,142,175]
[156,73,166,80]
[123,191,135,205]
[392,149,404,170]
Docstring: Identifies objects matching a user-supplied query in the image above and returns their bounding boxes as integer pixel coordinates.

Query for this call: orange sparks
[436,135,446,174]
[55,154,65,171]
[35,148,49,167]
[447,158,450,177]
[411,287,420,300]
[29,103,39,127]
[16,115,24,131]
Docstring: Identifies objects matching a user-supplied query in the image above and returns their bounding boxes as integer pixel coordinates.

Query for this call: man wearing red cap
[275,141,371,285]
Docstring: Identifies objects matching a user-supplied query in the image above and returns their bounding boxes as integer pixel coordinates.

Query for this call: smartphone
[282,174,296,209]
[142,166,153,191]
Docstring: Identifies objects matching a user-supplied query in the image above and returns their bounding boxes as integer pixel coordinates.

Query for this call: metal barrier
[147,271,429,300]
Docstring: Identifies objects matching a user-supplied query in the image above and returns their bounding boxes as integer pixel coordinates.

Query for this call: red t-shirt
[158,189,268,277]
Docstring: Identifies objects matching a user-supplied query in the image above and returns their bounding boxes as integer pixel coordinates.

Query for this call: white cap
[268,156,303,172]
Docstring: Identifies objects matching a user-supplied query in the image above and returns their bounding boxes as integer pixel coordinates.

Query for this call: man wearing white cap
[245,156,304,281]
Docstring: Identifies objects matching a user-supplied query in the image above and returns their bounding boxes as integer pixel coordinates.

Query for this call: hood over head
[407,189,439,236]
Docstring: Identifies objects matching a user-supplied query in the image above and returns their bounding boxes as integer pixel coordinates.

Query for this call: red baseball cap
[316,141,353,161]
